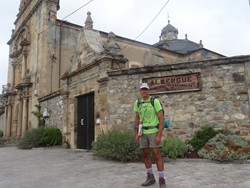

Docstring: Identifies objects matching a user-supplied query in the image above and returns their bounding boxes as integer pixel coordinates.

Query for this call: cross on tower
[167,13,170,24]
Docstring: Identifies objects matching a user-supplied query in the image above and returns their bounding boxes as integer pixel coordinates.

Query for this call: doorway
[76,92,95,150]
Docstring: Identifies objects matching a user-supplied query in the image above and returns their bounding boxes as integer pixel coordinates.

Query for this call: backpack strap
[137,98,141,108]
[150,96,164,116]
[137,96,160,114]
[150,96,158,114]
[150,96,155,108]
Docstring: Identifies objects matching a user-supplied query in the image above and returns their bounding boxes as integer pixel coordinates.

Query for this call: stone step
[0,138,17,147]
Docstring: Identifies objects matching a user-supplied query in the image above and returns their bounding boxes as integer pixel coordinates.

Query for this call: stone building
[1,0,250,149]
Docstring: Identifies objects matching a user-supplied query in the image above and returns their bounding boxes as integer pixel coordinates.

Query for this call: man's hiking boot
[141,173,156,186]
[159,177,166,188]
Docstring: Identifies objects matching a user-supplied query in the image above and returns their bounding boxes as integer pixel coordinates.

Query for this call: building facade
[1,0,250,149]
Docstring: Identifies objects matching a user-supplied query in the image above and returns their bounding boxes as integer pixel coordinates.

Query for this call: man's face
[140,88,149,98]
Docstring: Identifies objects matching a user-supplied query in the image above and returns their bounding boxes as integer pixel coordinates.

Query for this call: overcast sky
[1,0,250,90]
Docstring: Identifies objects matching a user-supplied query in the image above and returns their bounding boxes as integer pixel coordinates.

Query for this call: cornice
[15,82,33,90]
[108,55,250,77]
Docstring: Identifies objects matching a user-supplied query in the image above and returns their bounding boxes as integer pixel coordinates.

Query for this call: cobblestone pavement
[0,147,249,188]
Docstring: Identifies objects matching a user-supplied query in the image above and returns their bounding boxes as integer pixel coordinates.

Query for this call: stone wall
[39,92,64,131]
[107,56,250,141]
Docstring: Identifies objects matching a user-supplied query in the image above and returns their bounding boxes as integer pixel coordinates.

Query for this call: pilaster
[6,101,12,137]
[21,97,28,136]
[17,94,23,138]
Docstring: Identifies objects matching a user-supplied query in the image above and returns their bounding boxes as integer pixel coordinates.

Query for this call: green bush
[17,127,45,149]
[198,133,250,161]
[17,127,62,149]
[0,130,3,138]
[92,129,142,162]
[42,127,62,146]
[186,126,218,151]
[161,137,187,159]
[92,129,189,161]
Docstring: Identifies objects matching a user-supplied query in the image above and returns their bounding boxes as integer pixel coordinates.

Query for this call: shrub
[17,127,45,149]
[92,129,189,161]
[92,129,142,162]
[198,133,250,161]
[186,126,218,151]
[42,127,62,146]
[17,127,62,149]
[161,137,187,159]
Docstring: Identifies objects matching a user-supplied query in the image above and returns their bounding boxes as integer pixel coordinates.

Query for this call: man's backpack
[137,97,170,128]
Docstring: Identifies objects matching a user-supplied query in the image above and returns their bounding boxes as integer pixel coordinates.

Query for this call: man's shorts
[140,132,162,149]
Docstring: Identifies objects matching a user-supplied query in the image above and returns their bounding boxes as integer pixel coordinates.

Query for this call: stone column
[96,77,108,132]
[22,46,28,81]
[21,97,28,136]
[11,64,16,90]
[62,91,69,134]
[21,60,25,82]
[17,99,23,138]
[12,120,17,137]
[4,105,8,137]
[6,104,12,137]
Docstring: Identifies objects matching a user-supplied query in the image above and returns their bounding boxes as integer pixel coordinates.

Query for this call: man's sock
[158,171,165,178]
[146,168,153,174]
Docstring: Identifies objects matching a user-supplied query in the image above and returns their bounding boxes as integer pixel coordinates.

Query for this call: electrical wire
[134,0,170,41]
[38,0,94,36]
[25,0,94,89]
[122,0,170,50]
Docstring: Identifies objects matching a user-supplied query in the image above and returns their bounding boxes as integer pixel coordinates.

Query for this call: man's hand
[155,135,162,145]
[136,135,140,142]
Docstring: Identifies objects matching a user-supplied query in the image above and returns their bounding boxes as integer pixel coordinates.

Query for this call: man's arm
[153,98,164,136]
[156,110,164,144]
[157,110,164,134]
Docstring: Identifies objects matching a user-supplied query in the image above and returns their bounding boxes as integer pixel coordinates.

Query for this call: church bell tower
[4,0,60,138]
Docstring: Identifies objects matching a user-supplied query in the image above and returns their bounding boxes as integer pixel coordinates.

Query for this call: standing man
[133,82,166,188]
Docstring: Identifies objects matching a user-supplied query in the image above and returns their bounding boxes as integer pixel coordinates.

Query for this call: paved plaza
[0,147,250,188]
